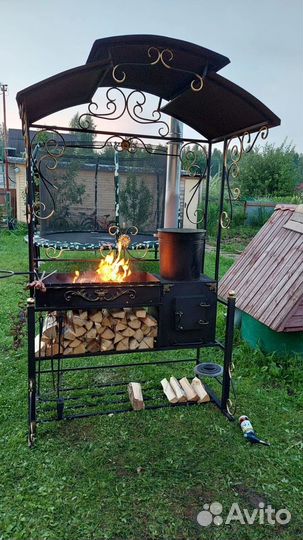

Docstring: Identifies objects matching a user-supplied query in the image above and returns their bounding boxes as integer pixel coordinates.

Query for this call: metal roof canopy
[16,34,280,141]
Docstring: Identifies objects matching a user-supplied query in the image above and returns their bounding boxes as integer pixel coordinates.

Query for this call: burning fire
[72,241,131,284]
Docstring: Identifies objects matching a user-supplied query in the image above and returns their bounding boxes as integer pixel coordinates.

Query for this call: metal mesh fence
[37,144,167,236]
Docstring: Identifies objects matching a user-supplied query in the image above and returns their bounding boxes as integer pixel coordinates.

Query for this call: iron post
[221,290,236,413]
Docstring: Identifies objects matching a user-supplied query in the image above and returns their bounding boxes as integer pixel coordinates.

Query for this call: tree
[119,174,153,230]
[236,142,302,197]
[69,112,97,156]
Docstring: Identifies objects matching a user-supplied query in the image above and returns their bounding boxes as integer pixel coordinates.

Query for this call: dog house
[219,205,303,356]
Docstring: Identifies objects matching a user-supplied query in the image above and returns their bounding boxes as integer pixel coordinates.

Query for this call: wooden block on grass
[161,378,178,403]
[179,377,199,401]
[191,377,210,403]
[128,382,145,411]
[169,376,187,402]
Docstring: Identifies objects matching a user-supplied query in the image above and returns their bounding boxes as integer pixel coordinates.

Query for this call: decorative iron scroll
[64,288,137,303]
[179,143,208,225]
[30,129,66,221]
[112,47,204,92]
[223,126,269,227]
[79,88,170,137]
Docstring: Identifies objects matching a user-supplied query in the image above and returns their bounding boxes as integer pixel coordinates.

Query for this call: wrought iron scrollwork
[112,47,204,92]
[64,288,136,302]
[223,125,269,227]
[31,129,66,221]
[79,88,170,137]
[179,143,208,225]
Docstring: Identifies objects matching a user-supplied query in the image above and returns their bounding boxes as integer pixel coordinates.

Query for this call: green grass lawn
[0,228,302,540]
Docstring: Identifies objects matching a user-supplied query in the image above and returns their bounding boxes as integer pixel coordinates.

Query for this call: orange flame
[72,241,131,284]
[73,270,80,284]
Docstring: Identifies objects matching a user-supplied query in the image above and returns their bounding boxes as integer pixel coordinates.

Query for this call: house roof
[219,205,303,332]
[16,34,280,142]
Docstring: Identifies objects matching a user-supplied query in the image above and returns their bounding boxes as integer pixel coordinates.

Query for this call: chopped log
[100,339,114,352]
[109,316,118,327]
[73,343,87,355]
[69,338,82,348]
[85,320,93,331]
[63,346,73,355]
[86,327,97,340]
[148,327,158,338]
[35,335,46,356]
[142,315,157,327]
[142,336,154,349]
[90,312,103,323]
[114,332,124,344]
[128,382,145,410]
[138,341,148,349]
[46,342,59,356]
[128,319,141,329]
[161,378,178,403]
[122,327,135,337]
[141,324,151,336]
[134,328,144,342]
[79,311,88,320]
[116,338,129,351]
[42,316,57,339]
[63,326,76,341]
[191,377,210,403]
[94,322,103,333]
[87,340,100,353]
[101,328,115,340]
[129,338,139,350]
[128,313,137,321]
[179,377,199,401]
[102,317,112,328]
[102,309,110,317]
[135,309,147,319]
[73,315,86,327]
[169,376,187,402]
[116,321,127,332]
[112,310,125,319]
[74,326,87,338]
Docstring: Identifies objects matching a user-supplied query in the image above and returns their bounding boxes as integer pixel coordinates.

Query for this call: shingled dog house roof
[219,205,303,333]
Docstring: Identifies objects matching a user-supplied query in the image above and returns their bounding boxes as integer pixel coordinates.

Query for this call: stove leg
[196,347,201,365]
[27,298,37,448]
[221,291,236,416]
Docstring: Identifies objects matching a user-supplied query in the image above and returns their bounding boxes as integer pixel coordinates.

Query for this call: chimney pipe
[164,117,183,228]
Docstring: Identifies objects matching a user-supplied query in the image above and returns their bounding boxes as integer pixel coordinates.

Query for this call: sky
[0,0,302,150]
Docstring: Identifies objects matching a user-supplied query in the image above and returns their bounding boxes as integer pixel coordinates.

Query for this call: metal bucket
[157,228,206,281]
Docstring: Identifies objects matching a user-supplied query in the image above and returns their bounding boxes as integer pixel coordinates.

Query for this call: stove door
[158,280,217,347]
[174,296,211,331]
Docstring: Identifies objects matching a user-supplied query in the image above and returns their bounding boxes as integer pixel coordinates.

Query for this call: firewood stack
[35,308,158,357]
